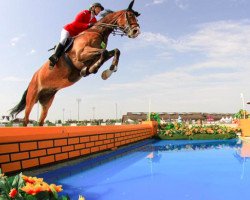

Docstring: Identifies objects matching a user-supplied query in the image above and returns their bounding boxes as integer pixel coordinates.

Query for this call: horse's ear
[134,11,140,17]
[127,0,135,10]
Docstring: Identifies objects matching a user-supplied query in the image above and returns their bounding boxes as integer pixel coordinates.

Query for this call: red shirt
[64,10,97,37]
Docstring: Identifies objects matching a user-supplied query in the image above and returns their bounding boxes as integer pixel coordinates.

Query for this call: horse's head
[116,0,141,38]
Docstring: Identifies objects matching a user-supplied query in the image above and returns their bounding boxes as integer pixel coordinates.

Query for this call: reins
[73,11,138,39]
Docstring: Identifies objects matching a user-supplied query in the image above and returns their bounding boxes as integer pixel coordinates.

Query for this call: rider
[49,2,104,68]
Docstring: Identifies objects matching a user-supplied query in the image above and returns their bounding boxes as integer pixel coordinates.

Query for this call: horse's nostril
[133,30,138,35]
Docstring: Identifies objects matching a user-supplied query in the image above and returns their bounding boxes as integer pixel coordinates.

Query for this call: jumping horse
[10,0,140,126]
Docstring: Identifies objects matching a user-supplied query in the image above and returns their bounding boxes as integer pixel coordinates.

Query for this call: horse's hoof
[80,68,87,77]
[101,69,113,80]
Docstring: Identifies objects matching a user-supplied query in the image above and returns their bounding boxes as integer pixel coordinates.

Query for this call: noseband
[122,12,140,35]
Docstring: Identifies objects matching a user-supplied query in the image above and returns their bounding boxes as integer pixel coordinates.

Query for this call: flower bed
[150,112,240,140]
[0,169,85,200]
[158,123,240,140]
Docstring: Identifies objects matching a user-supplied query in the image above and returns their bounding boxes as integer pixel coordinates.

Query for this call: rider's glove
[88,23,94,28]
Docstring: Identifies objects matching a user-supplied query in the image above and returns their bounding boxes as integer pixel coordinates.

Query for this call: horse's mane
[100,9,114,18]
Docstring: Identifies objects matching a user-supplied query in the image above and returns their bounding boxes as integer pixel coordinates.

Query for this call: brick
[115,133,121,137]
[107,143,114,148]
[103,140,111,144]
[55,153,68,161]
[91,147,99,153]
[126,132,133,136]
[107,134,114,139]
[74,144,85,150]
[125,136,130,140]
[69,150,80,158]
[86,142,95,148]
[47,147,61,155]
[99,145,107,151]
[22,158,39,169]
[11,152,29,161]
[0,144,19,154]
[1,161,21,173]
[30,150,46,158]
[62,145,74,152]
[95,141,103,146]
[81,148,90,155]
[40,155,55,165]
[20,142,37,151]
[54,139,67,147]
[98,134,107,140]
[90,135,98,142]
[115,142,121,147]
[80,136,90,143]
[68,137,79,145]
[0,155,10,163]
[38,140,54,149]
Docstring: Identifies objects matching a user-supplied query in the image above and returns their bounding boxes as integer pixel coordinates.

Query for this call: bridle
[95,11,140,36]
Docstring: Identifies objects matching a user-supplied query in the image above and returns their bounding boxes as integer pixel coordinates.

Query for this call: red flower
[9,188,18,198]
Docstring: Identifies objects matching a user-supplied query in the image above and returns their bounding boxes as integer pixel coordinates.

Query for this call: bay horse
[10,0,140,126]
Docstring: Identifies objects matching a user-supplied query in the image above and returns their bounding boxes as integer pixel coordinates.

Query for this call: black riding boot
[49,43,64,69]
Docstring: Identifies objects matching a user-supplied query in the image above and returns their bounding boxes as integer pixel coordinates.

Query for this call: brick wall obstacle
[0,121,157,174]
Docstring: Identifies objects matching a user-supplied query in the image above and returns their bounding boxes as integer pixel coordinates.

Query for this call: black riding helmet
[90,2,104,11]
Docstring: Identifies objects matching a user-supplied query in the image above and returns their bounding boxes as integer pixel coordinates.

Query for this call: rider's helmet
[90,3,104,11]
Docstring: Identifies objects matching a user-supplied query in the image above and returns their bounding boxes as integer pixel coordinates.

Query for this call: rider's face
[93,7,102,16]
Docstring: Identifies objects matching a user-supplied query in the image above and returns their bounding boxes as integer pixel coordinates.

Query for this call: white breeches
[59,29,70,45]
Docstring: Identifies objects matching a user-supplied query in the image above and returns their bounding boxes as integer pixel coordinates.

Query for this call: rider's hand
[88,23,94,28]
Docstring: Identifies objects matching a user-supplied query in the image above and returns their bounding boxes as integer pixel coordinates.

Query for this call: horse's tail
[10,89,28,118]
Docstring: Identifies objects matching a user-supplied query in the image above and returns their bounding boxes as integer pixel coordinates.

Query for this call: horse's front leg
[100,49,121,80]
[89,49,121,74]
[109,48,120,72]
[76,46,107,76]
[88,49,109,74]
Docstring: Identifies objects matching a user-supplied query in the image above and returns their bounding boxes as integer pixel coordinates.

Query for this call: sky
[0,0,250,122]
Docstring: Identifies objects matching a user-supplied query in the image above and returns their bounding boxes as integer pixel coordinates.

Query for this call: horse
[10,0,140,126]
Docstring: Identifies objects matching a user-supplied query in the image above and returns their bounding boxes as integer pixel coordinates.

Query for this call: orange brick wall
[0,121,157,174]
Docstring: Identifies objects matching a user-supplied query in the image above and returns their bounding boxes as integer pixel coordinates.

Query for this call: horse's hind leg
[39,95,55,126]
[38,89,57,126]
[24,85,38,126]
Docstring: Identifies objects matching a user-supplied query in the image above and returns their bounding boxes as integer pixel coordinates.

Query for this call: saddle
[48,38,74,53]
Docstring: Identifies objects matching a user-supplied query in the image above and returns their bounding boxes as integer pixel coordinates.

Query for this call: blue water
[39,139,250,200]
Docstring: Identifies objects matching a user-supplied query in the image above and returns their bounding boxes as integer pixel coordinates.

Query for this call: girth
[62,54,82,83]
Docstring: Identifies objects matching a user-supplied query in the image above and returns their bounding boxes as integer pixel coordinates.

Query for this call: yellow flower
[79,195,85,200]
[22,175,43,184]
[50,184,63,192]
